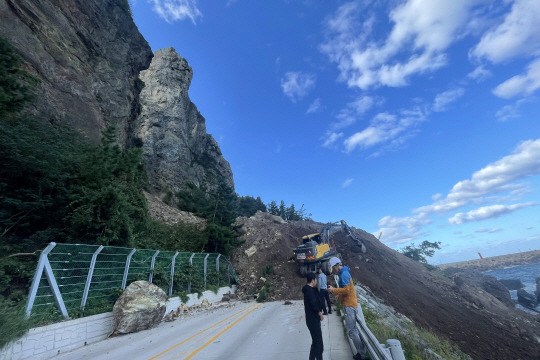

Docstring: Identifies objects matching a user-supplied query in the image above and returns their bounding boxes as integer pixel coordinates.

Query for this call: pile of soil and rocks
[230,211,540,360]
[145,192,206,228]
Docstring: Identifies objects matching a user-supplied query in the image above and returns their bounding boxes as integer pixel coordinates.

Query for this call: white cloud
[471,0,540,63]
[344,107,426,152]
[332,96,375,130]
[148,0,202,23]
[321,0,482,90]
[378,139,540,246]
[495,98,531,121]
[416,139,540,215]
[342,178,354,188]
[449,203,536,224]
[467,65,492,82]
[493,58,540,98]
[474,227,502,233]
[432,88,465,112]
[376,213,432,246]
[323,131,343,148]
[307,98,322,114]
[281,71,316,103]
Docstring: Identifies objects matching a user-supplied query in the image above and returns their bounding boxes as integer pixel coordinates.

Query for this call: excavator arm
[319,220,367,254]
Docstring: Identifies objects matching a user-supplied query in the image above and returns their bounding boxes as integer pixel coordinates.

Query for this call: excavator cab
[302,233,322,244]
[293,220,366,276]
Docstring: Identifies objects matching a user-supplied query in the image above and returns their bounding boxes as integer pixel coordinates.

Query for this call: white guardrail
[341,311,405,360]
[354,311,406,360]
[334,274,405,360]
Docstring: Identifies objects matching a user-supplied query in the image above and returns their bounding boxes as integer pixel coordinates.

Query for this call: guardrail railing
[25,242,238,319]
[353,312,405,360]
[334,275,405,360]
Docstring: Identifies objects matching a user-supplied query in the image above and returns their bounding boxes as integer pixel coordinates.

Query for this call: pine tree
[267,200,279,215]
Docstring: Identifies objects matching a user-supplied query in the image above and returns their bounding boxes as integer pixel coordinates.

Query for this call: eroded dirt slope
[230,212,540,360]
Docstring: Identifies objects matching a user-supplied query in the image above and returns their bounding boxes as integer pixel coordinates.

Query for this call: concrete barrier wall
[1,286,234,360]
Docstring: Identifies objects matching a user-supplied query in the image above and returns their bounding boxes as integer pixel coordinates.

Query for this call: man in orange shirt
[328,257,368,360]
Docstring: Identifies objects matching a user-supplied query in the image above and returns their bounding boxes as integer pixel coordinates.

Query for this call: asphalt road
[53,300,351,360]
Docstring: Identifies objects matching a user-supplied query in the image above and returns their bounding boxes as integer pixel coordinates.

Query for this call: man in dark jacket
[303,272,324,360]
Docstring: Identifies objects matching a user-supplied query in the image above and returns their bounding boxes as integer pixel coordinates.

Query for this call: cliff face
[135,48,234,193]
[0,0,233,194]
[0,0,152,144]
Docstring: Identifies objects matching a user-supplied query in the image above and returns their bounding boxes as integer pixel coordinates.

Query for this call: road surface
[54,300,352,360]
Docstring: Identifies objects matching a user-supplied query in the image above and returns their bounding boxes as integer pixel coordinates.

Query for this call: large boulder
[517,289,538,309]
[113,280,167,335]
[498,279,524,290]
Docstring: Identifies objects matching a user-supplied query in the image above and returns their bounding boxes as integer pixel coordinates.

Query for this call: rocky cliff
[0,0,152,144]
[0,0,233,194]
[135,48,233,194]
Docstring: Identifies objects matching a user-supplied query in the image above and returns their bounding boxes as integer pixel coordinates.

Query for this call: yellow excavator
[293,220,367,276]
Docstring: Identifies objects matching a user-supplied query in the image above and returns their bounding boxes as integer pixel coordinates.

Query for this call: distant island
[439,250,540,272]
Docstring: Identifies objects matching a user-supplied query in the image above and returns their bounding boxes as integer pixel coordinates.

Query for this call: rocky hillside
[0,0,233,195]
[231,212,540,360]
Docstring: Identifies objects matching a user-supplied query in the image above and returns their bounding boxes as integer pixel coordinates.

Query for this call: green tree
[278,200,286,219]
[237,195,266,217]
[267,200,279,215]
[266,200,311,221]
[64,126,148,246]
[400,240,441,264]
[176,178,240,255]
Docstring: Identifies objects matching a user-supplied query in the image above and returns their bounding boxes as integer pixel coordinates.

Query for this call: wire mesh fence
[25,242,238,320]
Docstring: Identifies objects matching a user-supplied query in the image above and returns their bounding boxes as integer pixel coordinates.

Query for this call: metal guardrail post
[169,252,179,296]
[25,242,57,317]
[25,242,70,319]
[386,339,406,360]
[188,253,195,293]
[203,253,209,289]
[149,250,160,283]
[81,245,104,313]
[216,254,221,287]
[121,248,136,290]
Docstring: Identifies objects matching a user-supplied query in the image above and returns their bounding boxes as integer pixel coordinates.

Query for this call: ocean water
[484,262,540,294]
[484,262,540,313]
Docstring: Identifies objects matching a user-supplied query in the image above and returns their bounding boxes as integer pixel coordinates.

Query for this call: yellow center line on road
[147,303,261,360]
[184,303,264,360]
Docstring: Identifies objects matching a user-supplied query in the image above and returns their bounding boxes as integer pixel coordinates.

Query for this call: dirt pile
[230,211,540,360]
[144,192,206,228]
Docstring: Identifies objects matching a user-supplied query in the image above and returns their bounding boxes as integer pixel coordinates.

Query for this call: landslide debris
[144,192,206,228]
[230,211,540,360]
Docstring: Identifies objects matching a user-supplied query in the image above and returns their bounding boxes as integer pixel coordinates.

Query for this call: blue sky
[130,0,540,264]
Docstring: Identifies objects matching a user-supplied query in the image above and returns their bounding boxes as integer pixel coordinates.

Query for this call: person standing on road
[303,272,324,360]
[328,257,368,360]
[318,268,332,315]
